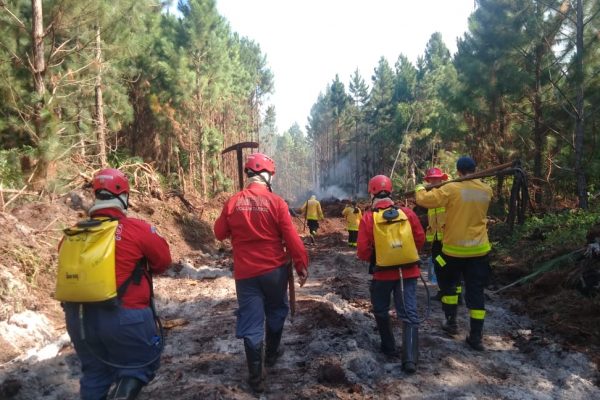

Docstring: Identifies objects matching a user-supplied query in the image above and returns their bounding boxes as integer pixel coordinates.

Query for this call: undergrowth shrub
[494,205,600,264]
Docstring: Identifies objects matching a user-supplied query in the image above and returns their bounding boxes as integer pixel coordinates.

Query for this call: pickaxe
[221,142,259,190]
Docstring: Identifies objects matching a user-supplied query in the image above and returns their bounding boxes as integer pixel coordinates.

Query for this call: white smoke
[315,185,350,200]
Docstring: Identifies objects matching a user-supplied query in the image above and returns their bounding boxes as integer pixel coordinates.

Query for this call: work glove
[415,184,426,192]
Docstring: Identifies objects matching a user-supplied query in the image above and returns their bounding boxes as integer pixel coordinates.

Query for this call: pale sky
[215,0,476,133]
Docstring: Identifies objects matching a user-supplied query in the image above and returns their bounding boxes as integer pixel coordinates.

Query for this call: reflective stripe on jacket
[416,179,493,258]
[342,206,362,231]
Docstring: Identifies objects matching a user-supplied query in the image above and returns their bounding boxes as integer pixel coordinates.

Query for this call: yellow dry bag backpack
[373,207,419,270]
[56,218,119,303]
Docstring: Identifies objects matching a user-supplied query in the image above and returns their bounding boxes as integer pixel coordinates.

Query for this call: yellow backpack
[56,218,119,303]
[373,207,419,270]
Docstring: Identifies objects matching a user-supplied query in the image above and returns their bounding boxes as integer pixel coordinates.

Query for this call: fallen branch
[3,185,34,210]
[491,248,585,294]
[0,188,39,195]
[167,190,197,212]
[35,216,61,233]
[162,318,189,330]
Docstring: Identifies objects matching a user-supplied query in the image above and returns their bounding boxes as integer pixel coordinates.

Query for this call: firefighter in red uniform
[214,153,309,392]
[357,175,425,373]
[62,168,172,400]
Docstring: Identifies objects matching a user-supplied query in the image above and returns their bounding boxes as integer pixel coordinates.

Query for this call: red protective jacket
[213,183,309,280]
[357,200,425,280]
[90,208,172,308]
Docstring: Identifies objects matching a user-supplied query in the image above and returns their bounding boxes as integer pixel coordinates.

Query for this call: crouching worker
[357,175,425,373]
[56,168,172,400]
[214,153,309,393]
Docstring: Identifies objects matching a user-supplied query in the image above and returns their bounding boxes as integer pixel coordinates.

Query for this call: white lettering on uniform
[460,189,490,203]
[115,223,123,241]
[235,196,270,212]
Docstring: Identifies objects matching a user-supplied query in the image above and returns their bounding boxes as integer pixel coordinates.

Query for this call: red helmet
[244,152,275,175]
[368,175,392,195]
[93,168,130,195]
[424,167,448,182]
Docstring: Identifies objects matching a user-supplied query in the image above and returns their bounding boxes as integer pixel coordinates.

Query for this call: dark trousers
[64,304,161,400]
[307,219,319,235]
[370,278,418,325]
[348,230,358,245]
[235,264,289,348]
[439,254,490,311]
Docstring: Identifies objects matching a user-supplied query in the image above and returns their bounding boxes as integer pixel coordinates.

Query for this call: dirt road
[1,229,599,400]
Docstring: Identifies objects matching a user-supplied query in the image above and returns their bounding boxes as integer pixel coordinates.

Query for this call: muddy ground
[1,196,599,399]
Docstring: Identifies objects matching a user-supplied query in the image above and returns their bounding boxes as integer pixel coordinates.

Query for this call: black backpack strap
[117,258,151,299]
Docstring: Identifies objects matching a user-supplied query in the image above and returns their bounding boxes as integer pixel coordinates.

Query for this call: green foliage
[0,0,273,197]
[0,148,30,188]
[107,150,144,167]
[494,206,600,264]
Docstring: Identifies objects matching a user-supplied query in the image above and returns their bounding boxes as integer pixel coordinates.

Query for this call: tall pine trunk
[574,0,587,208]
[94,24,107,167]
[532,44,544,205]
[30,0,48,189]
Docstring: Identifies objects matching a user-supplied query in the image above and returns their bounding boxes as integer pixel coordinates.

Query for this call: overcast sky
[214,0,476,133]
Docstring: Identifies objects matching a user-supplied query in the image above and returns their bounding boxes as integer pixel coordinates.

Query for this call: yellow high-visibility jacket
[342,206,362,231]
[426,207,446,242]
[300,196,324,221]
[416,179,493,258]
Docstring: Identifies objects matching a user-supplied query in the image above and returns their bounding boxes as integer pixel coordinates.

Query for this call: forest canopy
[1,0,599,210]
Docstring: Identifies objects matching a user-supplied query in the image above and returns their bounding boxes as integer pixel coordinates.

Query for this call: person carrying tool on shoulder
[420,167,463,304]
[357,175,425,374]
[213,153,309,393]
[415,156,493,351]
[300,194,325,243]
[58,168,172,400]
[342,200,362,247]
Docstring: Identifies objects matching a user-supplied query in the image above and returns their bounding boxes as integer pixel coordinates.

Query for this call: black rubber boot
[401,322,419,374]
[244,339,265,392]
[107,377,144,400]
[441,304,458,336]
[265,327,284,367]
[466,318,485,351]
[375,316,398,356]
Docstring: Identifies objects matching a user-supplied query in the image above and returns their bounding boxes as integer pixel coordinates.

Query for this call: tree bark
[94,25,107,167]
[30,0,47,189]
[574,0,587,208]
[532,44,545,205]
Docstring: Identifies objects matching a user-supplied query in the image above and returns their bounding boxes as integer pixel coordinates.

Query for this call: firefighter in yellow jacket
[341,200,362,247]
[421,168,465,304]
[422,168,448,301]
[300,195,325,241]
[415,157,492,351]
